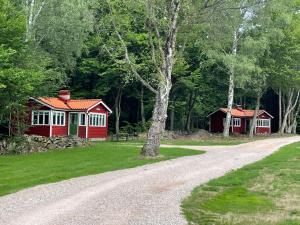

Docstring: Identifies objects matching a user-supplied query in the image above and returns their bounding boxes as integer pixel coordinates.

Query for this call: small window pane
[80,114,86,126]
[38,113,44,124]
[53,114,56,125]
[61,113,64,125]
[33,112,38,125]
[44,112,49,125]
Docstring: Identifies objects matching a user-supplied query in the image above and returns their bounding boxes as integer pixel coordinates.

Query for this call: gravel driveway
[1,136,300,225]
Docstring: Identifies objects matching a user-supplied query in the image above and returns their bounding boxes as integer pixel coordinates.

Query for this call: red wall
[255,112,271,134]
[210,111,224,133]
[26,104,50,137]
[78,126,86,138]
[87,104,109,139]
[27,126,50,137]
[231,118,246,133]
[210,111,246,134]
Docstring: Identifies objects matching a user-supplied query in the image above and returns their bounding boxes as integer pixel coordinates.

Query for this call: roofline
[258,110,274,119]
[207,108,224,117]
[207,107,274,119]
[87,101,113,114]
[30,97,91,112]
[29,97,56,110]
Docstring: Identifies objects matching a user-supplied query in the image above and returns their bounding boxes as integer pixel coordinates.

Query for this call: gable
[88,102,112,113]
[258,111,273,119]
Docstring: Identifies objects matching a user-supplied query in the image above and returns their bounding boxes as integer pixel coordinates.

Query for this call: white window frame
[223,118,241,127]
[52,111,65,126]
[31,110,50,125]
[233,118,241,127]
[79,113,86,126]
[256,119,270,128]
[89,113,106,127]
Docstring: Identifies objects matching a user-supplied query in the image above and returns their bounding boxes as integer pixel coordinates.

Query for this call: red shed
[207,106,273,135]
[26,90,112,140]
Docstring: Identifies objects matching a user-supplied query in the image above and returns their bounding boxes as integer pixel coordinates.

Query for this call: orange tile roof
[220,108,265,118]
[38,97,102,111]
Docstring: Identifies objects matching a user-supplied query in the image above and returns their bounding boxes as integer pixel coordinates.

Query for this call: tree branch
[106,0,158,95]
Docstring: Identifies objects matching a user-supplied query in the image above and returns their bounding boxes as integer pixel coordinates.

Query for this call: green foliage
[33,0,94,69]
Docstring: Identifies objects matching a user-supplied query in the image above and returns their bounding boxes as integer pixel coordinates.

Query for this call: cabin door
[69,113,78,136]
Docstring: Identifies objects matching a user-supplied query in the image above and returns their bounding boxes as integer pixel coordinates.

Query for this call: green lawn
[182,142,300,225]
[115,134,294,146]
[113,138,249,146]
[161,138,248,146]
[0,142,203,197]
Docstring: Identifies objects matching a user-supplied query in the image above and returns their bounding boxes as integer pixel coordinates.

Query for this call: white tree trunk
[278,88,282,130]
[25,0,45,42]
[141,82,171,156]
[249,94,261,138]
[223,29,237,138]
[280,90,299,134]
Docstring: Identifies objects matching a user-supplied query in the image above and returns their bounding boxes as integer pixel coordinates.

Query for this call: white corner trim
[87,101,112,114]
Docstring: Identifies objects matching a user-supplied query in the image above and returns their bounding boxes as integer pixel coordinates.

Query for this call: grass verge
[0,142,203,197]
[182,142,300,225]
[115,134,295,146]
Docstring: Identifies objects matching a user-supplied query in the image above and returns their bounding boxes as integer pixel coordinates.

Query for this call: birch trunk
[26,0,35,42]
[223,29,237,138]
[278,88,282,129]
[289,102,300,134]
[249,94,261,138]
[280,90,299,134]
[141,83,171,157]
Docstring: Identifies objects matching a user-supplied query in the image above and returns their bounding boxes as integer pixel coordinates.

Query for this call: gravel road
[1,136,299,225]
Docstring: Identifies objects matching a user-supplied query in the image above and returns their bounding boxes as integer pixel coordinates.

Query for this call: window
[79,113,86,126]
[233,118,241,127]
[32,111,50,125]
[257,119,270,127]
[52,111,65,126]
[89,113,106,127]
[223,118,241,127]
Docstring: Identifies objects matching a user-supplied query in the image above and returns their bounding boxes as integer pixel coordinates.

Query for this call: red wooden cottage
[207,106,273,134]
[26,90,112,140]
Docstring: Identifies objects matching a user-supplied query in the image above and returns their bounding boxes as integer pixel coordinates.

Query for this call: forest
[0,0,299,156]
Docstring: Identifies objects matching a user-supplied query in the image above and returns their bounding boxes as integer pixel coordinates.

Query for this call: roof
[31,97,112,113]
[208,108,273,118]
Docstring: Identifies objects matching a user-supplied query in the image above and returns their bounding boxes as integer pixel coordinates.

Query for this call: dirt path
[1,136,299,225]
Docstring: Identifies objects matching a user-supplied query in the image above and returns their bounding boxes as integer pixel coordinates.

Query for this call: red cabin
[26,90,112,140]
[207,107,273,135]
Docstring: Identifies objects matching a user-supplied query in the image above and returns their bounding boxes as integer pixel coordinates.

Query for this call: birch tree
[200,0,264,137]
[100,0,181,156]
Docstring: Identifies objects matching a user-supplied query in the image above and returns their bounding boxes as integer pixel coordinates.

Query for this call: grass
[182,142,300,225]
[113,137,251,146]
[161,138,248,146]
[115,134,295,146]
[0,142,203,197]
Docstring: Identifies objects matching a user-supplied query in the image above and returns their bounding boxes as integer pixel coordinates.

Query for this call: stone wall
[0,135,88,155]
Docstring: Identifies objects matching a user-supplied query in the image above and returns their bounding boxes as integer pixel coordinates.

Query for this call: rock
[0,135,88,155]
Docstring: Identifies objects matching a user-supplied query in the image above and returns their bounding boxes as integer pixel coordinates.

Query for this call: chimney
[235,104,243,111]
[58,90,70,101]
